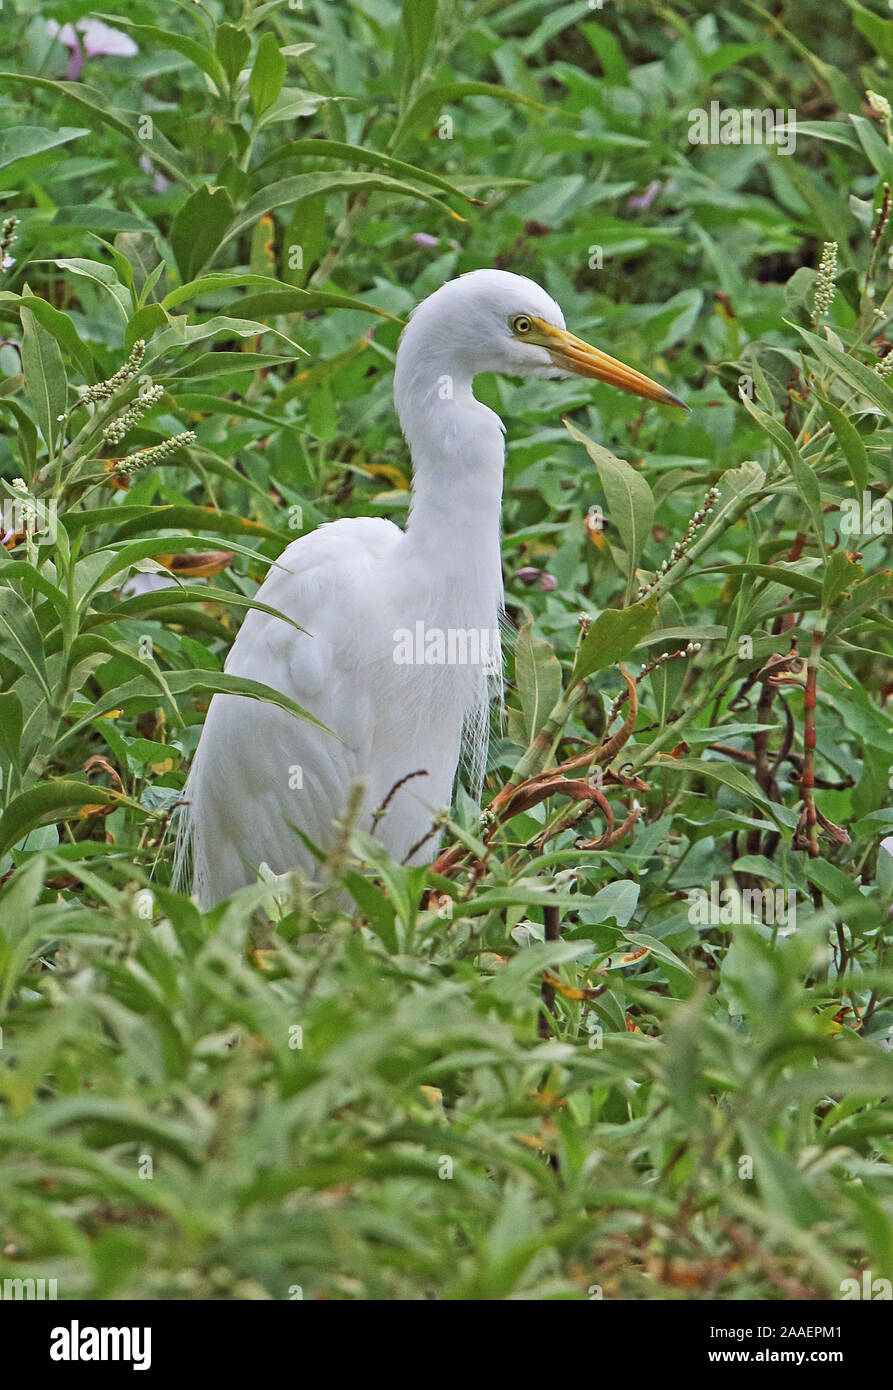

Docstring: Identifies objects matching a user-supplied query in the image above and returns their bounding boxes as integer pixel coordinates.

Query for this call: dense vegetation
[1,0,892,1300]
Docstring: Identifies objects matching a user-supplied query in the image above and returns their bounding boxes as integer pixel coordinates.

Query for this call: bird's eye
[512,315,532,335]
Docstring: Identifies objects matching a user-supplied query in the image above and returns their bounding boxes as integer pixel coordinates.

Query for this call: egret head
[400,268,686,409]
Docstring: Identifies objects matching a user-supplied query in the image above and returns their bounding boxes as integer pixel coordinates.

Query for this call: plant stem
[799,614,826,858]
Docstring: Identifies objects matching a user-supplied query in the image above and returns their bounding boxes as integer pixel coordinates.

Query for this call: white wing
[177,517,409,905]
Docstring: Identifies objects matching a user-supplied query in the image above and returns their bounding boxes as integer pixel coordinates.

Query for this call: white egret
[177,269,684,906]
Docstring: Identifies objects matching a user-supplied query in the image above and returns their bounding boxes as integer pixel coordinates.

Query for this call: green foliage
[0,0,892,1301]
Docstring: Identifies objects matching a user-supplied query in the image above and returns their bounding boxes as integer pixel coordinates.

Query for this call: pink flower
[46,19,138,80]
[514,566,557,591]
[412,233,440,248]
[139,154,170,195]
[627,179,661,212]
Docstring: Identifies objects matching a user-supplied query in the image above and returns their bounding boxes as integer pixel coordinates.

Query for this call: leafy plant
[0,0,892,1301]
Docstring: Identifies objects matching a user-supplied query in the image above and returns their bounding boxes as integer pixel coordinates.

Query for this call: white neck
[394,347,506,621]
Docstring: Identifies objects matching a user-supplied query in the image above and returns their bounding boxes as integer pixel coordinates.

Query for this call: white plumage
[177,270,682,906]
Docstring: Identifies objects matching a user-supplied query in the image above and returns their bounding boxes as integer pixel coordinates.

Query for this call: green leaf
[87,534,284,597]
[343,872,398,951]
[116,232,165,304]
[514,622,562,741]
[255,87,327,131]
[155,351,291,382]
[94,15,227,90]
[847,0,893,65]
[391,80,548,153]
[0,392,38,473]
[222,172,465,250]
[395,0,438,99]
[587,880,640,928]
[0,75,193,187]
[54,258,130,322]
[737,389,824,545]
[640,624,727,648]
[772,159,853,264]
[88,584,307,636]
[236,287,399,322]
[785,120,861,152]
[564,420,654,599]
[571,601,656,685]
[822,550,862,609]
[0,586,52,698]
[68,503,287,544]
[169,185,235,284]
[143,314,302,365]
[0,779,145,859]
[15,295,94,383]
[647,594,688,725]
[582,20,630,83]
[803,857,860,907]
[817,394,870,494]
[738,1124,826,1230]
[125,303,170,354]
[0,125,89,174]
[52,205,156,235]
[216,23,252,87]
[791,322,893,423]
[163,670,333,736]
[0,548,68,619]
[250,32,287,119]
[257,137,483,206]
[159,271,396,319]
[20,305,66,455]
[622,930,695,990]
[62,667,334,751]
[172,393,301,433]
[255,136,478,207]
[659,757,787,827]
[850,113,893,185]
[709,562,823,596]
[0,690,24,782]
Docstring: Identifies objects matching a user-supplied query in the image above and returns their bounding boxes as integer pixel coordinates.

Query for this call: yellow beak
[531,318,688,410]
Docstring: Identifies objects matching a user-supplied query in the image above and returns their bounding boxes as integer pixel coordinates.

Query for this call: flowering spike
[103,384,164,445]
[112,429,196,477]
[811,242,837,324]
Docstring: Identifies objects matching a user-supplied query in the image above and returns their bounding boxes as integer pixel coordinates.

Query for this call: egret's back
[178,516,491,906]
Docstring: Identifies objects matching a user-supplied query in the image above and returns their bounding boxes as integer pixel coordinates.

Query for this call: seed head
[811,242,837,324]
